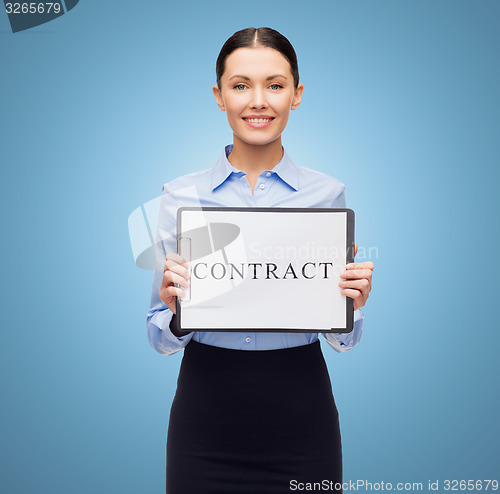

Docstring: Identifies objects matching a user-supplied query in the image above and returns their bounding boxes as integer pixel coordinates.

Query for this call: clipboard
[175,207,355,333]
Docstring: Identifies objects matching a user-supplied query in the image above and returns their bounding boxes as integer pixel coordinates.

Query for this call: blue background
[1,0,499,492]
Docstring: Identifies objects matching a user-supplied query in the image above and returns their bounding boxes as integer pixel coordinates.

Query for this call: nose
[250,86,268,110]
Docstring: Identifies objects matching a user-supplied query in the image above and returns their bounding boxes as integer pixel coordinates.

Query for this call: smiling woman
[215,49,301,139]
[146,27,374,494]
[212,38,303,183]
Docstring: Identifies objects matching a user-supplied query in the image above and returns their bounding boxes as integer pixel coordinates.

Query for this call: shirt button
[245,337,251,343]
[259,184,265,189]
[266,172,271,177]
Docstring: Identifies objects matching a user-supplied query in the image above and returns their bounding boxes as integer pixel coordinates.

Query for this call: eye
[270,84,283,90]
[234,84,246,91]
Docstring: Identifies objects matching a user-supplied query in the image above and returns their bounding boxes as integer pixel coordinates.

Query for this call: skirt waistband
[179,339,330,389]
[183,339,322,366]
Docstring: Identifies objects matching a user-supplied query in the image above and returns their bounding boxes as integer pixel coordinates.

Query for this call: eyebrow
[229,74,288,81]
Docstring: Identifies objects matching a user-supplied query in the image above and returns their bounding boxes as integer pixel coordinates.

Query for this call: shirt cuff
[321,309,364,353]
[147,308,194,355]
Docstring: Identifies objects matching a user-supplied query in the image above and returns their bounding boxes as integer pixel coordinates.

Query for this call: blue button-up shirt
[147,144,364,355]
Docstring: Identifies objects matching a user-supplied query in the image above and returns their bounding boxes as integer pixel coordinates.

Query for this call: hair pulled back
[216,27,300,90]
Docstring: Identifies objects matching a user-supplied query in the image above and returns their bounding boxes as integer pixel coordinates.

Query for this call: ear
[212,85,226,112]
[291,83,304,110]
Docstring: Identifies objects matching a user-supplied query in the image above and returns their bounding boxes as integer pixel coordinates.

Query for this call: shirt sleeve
[320,178,364,353]
[146,183,194,355]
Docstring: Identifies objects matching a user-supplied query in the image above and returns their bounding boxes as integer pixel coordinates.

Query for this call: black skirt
[166,339,342,494]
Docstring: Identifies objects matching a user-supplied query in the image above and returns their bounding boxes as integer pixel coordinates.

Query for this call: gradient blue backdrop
[1,1,499,492]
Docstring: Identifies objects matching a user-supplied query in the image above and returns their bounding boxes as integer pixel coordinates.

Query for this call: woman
[147,27,374,494]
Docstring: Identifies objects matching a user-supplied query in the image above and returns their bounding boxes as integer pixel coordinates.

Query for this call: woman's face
[213,46,304,148]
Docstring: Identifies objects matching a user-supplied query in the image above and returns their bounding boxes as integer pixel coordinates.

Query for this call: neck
[227,136,284,174]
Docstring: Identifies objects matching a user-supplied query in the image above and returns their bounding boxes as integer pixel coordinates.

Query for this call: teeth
[246,118,272,123]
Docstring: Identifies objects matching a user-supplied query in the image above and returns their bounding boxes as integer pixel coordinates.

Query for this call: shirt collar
[211,144,299,192]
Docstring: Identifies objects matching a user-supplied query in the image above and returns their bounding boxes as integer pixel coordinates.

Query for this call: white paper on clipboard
[176,207,354,333]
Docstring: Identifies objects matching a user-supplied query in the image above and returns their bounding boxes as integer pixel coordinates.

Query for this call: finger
[339,268,373,280]
[340,288,365,308]
[165,252,189,269]
[346,261,374,270]
[339,278,371,293]
[354,243,358,257]
[164,285,186,298]
[164,259,191,280]
[163,270,191,289]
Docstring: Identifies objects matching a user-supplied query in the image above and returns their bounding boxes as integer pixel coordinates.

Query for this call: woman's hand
[338,243,374,310]
[160,253,191,314]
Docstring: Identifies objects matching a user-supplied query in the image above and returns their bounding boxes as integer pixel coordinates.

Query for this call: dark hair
[216,27,300,90]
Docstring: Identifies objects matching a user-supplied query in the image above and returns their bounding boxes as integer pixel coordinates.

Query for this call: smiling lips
[242,115,275,128]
